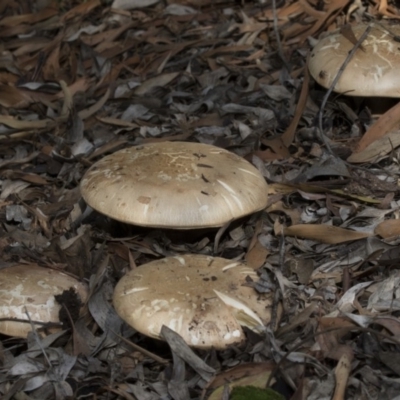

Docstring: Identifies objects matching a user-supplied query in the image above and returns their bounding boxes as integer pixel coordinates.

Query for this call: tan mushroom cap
[113,254,274,349]
[0,264,88,338]
[80,142,268,229]
[308,23,400,97]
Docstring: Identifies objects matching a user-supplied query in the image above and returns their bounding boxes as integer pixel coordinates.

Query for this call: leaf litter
[1,0,400,399]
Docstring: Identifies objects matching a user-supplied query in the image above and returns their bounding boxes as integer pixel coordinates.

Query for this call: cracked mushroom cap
[308,23,400,97]
[113,254,274,349]
[80,142,268,229]
[0,264,88,338]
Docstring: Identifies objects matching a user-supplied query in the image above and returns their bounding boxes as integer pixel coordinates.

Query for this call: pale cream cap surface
[0,264,88,338]
[113,254,273,349]
[308,23,400,97]
[80,142,269,229]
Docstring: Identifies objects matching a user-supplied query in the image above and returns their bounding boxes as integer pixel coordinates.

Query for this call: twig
[111,330,170,365]
[271,0,290,72]
[213,219,232,255]
[317,24,373,154]
[24,307,52,368]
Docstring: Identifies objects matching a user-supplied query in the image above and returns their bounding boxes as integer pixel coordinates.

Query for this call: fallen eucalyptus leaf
[284,224,371,244]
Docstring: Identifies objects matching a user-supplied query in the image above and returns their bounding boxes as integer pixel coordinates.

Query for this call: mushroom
[308,23,400,97]
[0,264,88,338]
[113,254,275,349]
[80,141,268,229]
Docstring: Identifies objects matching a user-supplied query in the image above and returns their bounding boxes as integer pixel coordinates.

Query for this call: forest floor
[1,0,400,399]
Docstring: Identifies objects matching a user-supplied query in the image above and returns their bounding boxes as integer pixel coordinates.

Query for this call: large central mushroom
[80,141,269,229]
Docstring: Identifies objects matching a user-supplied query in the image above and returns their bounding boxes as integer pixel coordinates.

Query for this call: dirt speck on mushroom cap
[80,142,269,229]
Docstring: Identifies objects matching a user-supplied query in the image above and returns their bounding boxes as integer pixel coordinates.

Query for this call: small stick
[271,0,290,72]
[111,330,169,365]
[317,24,373,154]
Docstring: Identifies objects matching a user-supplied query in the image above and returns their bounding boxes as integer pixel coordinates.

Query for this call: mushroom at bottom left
[0,264,88,338]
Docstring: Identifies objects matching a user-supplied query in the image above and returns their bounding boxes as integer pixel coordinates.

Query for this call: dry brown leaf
[332,352,352,400]
[298,0,326,18]
[55,78,91,99]
[134,72,179,95]
[284,224,371,244]
[206,362,276,393]
[354,101,400,153]
[276,303,320,337]
[375,317,400,336]
[309,0,351,38]
[245,240,269,270]
[0,85,34,108]
[140,131,193,143]
[96,116,139,128]
[289,257,314,284]
[0,7,58,26]
[81,22,134,47]
[282,23,310,41]
[202,44,253,58]
[281,65,308,146]
[317,317,356,359]
[0,116,51,129]
[267,200,302,225]
[1,171,48,185]
[42,44,61,81]
[347,131,400,163]
[253,137,291,161]
[259,1,303,22]
[269,182,380,204]
[61,0,101,22]
[79,88,110,120]
[374,219,400,238]
[112,0,160,10]
[87,138,129,160]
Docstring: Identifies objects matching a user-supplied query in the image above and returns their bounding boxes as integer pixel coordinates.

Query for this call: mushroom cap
[308,23,400,97]
[0,264,88,338]
[113,254,273,349]
[80,142,268,229]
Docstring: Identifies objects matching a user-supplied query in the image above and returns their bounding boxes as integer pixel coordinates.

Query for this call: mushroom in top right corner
[307,22,400,161]
[307,22,400,98]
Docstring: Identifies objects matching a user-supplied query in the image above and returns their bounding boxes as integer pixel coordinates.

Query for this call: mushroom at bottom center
[113,254,274,349]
